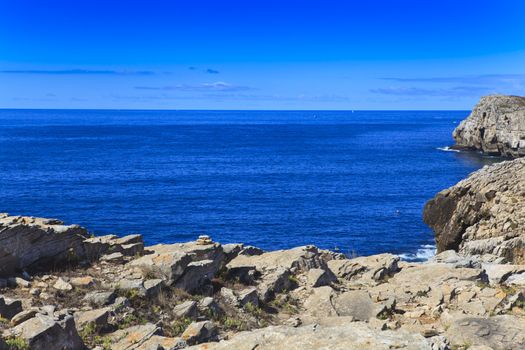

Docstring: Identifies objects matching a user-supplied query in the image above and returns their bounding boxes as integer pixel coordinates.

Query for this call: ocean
[0,109,499,260]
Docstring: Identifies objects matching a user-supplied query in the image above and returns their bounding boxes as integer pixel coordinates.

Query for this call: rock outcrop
[423,158,525,263]
[0,214,89,277]
[452,94,525,157]
[1,214,525,349]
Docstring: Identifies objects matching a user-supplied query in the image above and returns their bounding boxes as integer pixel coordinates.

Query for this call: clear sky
[1,0,525,110]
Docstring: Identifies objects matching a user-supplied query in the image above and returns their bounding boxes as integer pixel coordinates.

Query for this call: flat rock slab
[445,315,525,350]
[187,320,435,350]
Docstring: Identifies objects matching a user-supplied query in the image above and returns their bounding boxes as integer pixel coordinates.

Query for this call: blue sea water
[0,109,499,260]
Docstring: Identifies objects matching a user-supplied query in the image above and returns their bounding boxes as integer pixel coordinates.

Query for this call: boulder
[83,291,116,307]
[327,253,400,283]
[11,309,38,326]
[0,296,22,320]
[332,290,376,321]
[128,242,224,292]
[6,313,84,350]
[0,214,89,276]
[423,158,525,263]
[306,268,337,287]
[173,300,198,319]
[139,335,187,350]
[181,321,218,345]
[452,94,525,157]
[74,307,111,330]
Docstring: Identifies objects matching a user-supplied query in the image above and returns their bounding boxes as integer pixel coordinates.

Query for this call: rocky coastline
[1,95,525,349]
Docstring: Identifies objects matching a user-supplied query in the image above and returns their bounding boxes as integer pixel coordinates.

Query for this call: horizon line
[0,108,471,112]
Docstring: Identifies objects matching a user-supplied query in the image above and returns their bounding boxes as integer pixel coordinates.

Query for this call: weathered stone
[11,309,38,326]
[327,253,400,283]
[7,313,84,350]
[70,276,95,288]
[237,287,259,307]
[53,277,73,291]
[110,323,160,350]
[0,215,89,277]
[198,297,223,318]
[83,290,116,307]
[143,278,164,298]
[139,335,187,350]
[0,296,22,320]
[482,263,525,285]
[306,268,337,287]
[445,315,525,350]
[333,290,376,321]
[173,300,198,319]
[181,321,218,345]
[187,318,437,349]
[8,277,31,288]
[74,307,111,330]
[452,95,525,157]
[174,260,217,293]
[424,158,525,263]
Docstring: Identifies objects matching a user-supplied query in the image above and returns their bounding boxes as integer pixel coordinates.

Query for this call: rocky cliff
[424,158,525,263]
[452,94,525,157]
[1,214,525,349]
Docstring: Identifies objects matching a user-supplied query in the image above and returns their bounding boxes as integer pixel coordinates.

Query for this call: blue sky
[1,0,524,110]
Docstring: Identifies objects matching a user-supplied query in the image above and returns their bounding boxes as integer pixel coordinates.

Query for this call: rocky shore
[452,94,525,157]
[1,95,524,349]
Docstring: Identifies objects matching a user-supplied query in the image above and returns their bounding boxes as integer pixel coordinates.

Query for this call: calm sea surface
[0,110,499,260]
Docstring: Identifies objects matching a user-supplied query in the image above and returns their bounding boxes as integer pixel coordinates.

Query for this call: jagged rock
[116,278,164,298]
[128,242,224,292]
[482,264,525,285]
[100,252,125,263]
[8,277,31,288]
[429,250,481,268]
[505,271,525,286]
[173,300,198,319]
[0,296,22,320]
[83,291,116,307]
[74,307,111,330]
[306,268,337,287]
[327,253,400,283]
[53,277,73,291]
[187,318,438,349]
[198,297,223,318]
[237,287,259,307]
[0,214,89,276]
[423,158,525,263]
[5,313,84,350]
[11,309,38,326]
[303,286,337,318]
[181,321,218,345]
[452,95,525,157]
[83,234,144,260]
[139,335,187,350]
[110,323,160,350]
[445,315,525,349]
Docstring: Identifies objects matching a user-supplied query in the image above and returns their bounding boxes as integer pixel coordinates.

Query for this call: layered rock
[452,94,525,157]
[423,158,525,263]
[0,214,89,276]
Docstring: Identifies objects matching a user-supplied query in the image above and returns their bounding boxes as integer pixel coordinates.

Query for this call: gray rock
[109,323,160,350]
[237,287,259,307]
[11,309,38,326]
[0,214,89,277]
[198,297,222,318]
[74,307,111,330]
[144,278,164,298]
[327,253,400,283]
[181,321,218,345]
[0,295,22,320]
[452,94,525,157]
[53,277,73,291]
[173,300,198,319]
[83,290,116,307]
[423,157,525,263]
[307,268,337,287]
[333,290,376,321]
[186,318,436,349]
[445,315,525,350]
[7,313,84,350]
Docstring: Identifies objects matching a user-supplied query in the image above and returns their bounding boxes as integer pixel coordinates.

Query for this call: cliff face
[453,95,525,157]
[423,158,525,263]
